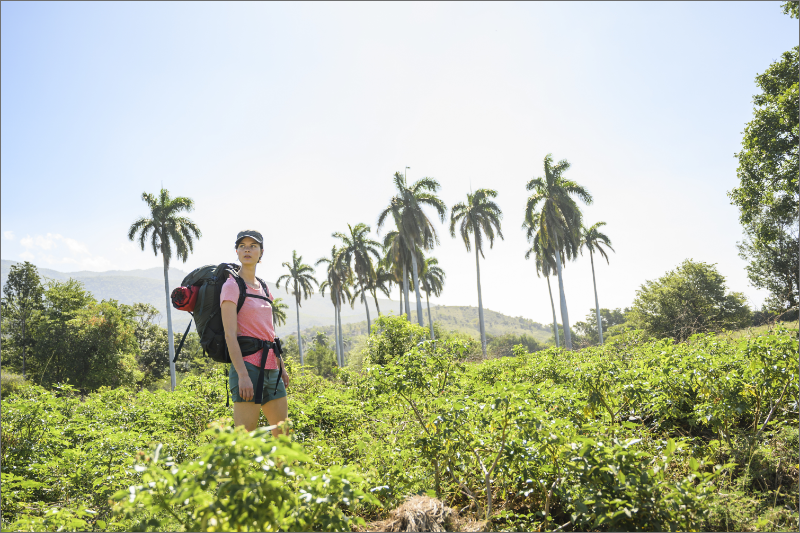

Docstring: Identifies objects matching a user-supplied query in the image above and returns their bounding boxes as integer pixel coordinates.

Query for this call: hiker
[222,230,289,436]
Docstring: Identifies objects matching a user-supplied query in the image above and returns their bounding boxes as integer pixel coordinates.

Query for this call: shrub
[112,419,377,532]
[629,259,752,341]
[564,436,727,532]
[1,371,26,396]
[486,333,542,357]
[363,315,429,366]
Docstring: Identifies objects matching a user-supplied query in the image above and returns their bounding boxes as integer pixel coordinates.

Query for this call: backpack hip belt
[238,336,284,404]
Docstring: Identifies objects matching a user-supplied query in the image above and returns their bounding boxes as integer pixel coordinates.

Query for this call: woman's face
[236,237,262,266]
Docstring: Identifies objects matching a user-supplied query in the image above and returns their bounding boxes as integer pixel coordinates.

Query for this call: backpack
[170,262,284,404]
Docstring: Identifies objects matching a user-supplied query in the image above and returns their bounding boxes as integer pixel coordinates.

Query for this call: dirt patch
[364,495,460,532]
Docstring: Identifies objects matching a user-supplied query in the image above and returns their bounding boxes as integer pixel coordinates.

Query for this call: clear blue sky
[1,1,795,325]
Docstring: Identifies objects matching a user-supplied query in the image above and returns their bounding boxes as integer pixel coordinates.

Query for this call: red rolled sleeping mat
[171,285,198,312]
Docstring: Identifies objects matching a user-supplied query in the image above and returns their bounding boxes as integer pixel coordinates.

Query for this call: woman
[222,229,290,436]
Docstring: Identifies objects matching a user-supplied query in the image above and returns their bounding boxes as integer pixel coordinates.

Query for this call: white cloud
[18,233,116,271]
[2,231,14,240]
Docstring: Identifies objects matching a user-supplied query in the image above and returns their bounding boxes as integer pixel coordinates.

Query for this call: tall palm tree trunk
[21,317,26,379]
[372,289,381,316]
[426,291,435,340]
[546,275,560,348]
[589,250,604,345]
[161,250,176,391]
[403,262,411,320]
[552,235,572,350]
[475,244,487,358]
[410,253,425,328]
[337,290,344,366]
[333,299,340,366]
[361,281,372,334]
[295,291,304,368]
[399,283,403,316]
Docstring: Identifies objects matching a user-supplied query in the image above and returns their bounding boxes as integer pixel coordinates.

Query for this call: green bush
[362,314,429,366]
[629,259,753,341]
[112,420,377,532]
[486,333,542,357]
[1,371,26,396]
[564,436,727,531]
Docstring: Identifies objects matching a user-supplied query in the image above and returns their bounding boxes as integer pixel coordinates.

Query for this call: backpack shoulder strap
[256,277,273,305]
[234,276,248,313]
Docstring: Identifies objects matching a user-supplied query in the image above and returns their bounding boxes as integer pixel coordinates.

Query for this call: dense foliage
[728,3,799,314]
[3,315,797,532]
[628,259,752,342]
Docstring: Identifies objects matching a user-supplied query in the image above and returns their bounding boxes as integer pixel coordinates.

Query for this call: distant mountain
[1,260,552,342]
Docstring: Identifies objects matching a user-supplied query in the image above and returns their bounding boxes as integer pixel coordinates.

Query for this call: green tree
[276,250,318,368]
[525,154,593,350]
[130,303,169,387]
[304,331,337,378]
[377,171,447,328]
[485,333,541,358]
[629,259,752,342]
[128,188,201,391]
[1,261,44,378]
[728,4,798,315]
[31,280,141,391]
[737,213,799,313]
[334,223,382,334]
[420,256,445,340]
[579,222,615,345]
[450,188,504,358]
[29,279,96,386]
[728,30,798,232]
[574,307,629,347]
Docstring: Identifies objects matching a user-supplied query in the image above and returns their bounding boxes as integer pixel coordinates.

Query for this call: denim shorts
[229,362,287,405]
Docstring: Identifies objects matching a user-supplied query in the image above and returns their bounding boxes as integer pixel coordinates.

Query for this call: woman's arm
[222,300,254,401]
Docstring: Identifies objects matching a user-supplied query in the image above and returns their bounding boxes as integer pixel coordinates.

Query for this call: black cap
[235,230,263,246]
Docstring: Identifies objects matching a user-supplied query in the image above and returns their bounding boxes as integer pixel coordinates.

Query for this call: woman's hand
[237,373,254,401]
[281,363,290,388]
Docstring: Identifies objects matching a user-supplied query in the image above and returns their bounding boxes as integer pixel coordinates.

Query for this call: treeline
[1,262,211,393]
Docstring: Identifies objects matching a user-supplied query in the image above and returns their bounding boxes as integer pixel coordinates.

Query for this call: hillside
[1,260,552,342]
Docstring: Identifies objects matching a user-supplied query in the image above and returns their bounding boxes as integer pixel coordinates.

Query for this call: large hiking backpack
[171,262,284,404]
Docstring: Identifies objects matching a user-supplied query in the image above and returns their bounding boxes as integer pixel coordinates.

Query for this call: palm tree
[276,250,318,368]
[382,229,426,321]
[352,263,393,318]
[377,171,446,328]
[334,223,382,335]
[523,216,576,348]
[525,154,593,350]
[450,189,504,358]
[272,297,289,328]
[579,222,615,345]
[128,188,201,391]
[317,245,352,367]
[420,256,445,340]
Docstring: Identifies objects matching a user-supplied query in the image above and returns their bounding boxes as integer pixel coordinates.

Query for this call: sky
[1,1,796,326]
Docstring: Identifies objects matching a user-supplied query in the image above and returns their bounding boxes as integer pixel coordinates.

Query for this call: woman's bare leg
[233,402,262,432]
[261,396,289,438]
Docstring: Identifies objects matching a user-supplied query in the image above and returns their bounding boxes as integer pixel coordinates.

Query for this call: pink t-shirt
[219,276,278,369]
